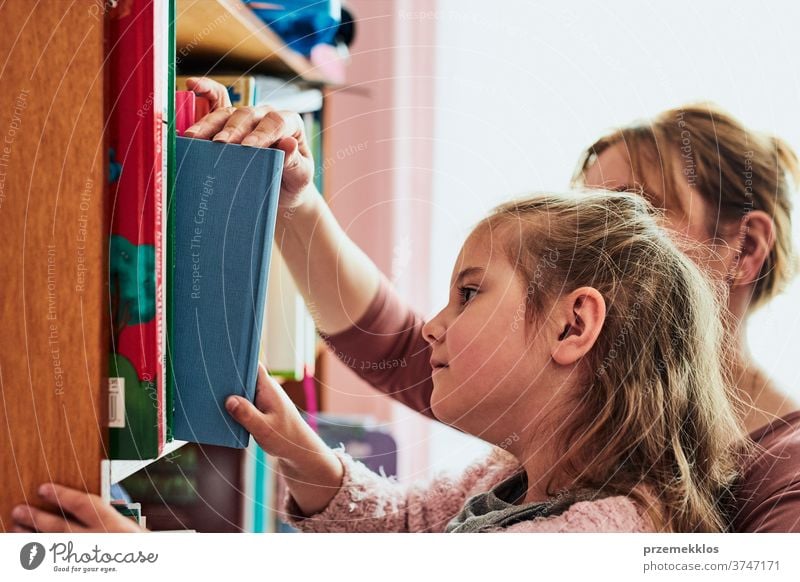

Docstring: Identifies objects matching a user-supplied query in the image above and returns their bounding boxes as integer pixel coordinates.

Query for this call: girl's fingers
[183,107,239,139]
[275,136,300,166]
[184,108,306,154]
[211,107,274,144]
[241,110,286,148]
[225,394,273,446]
[242,110,305,149]
[11,504,85,533]
[254,363,297,412]
[275,137,313,198]
[13,485,145,533]
[39,483,104,527]
[185,76,232,110]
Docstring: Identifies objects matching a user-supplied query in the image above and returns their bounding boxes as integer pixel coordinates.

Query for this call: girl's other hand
[11,484,146,533]
[182,77,315,209]
[227,363,344,516]
[225,363,321,463]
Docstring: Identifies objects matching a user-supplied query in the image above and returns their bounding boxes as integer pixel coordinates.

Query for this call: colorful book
[107,1,167,459]
[243,439,274,532]
[253,76,323,112]
[171,137,284,448]
[111,502,143,526]
[174,91,196,135]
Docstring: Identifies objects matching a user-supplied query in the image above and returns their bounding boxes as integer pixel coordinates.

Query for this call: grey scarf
[445,470,605,533]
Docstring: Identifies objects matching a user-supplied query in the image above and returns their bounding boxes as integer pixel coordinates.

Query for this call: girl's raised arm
[185,77,436,418]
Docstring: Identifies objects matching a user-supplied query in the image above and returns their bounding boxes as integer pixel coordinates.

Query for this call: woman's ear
[729,210,775,289]
[551,287,606,366]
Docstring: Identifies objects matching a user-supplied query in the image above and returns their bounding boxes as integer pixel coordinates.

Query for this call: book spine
[154,0,167,454]
[107,1,165,459]
[240,151,284,447]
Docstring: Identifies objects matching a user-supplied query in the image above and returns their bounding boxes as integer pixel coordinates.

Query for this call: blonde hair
[475,190,751,532]
[573,103,799,311]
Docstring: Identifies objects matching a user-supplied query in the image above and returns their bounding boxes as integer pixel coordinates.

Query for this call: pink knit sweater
[283,448,656,533]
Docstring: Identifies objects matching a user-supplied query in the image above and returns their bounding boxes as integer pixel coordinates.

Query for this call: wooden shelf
[0,1,108,529]
[176,0,332,83]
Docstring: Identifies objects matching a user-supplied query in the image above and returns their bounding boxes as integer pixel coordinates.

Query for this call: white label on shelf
[108,377,125,428]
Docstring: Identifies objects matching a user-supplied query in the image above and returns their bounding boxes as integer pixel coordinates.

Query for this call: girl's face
[421,228,565,446]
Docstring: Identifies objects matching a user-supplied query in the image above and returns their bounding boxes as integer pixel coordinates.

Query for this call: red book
[107,0,167,459]
[175,91,196,136]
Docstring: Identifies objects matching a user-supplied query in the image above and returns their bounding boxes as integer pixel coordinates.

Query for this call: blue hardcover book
[172,136,284,448]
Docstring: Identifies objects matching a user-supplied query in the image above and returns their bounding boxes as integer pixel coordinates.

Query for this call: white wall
[426,0,800,472]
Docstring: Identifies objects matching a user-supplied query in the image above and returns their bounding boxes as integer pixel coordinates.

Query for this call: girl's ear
[728,210,774,289]
[551,287,606,366]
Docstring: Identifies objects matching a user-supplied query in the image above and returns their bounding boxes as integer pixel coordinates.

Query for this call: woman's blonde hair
[475,190,751,532]
[572,103,799,311]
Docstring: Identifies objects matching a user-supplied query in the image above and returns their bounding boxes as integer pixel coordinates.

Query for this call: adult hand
[11,484,146,533]
[183,77,315,209]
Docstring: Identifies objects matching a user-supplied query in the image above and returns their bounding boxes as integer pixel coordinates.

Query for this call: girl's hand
[227,364,344,516]
[11,484,146,533]
[183,76,315,210]
[225,363,322,461]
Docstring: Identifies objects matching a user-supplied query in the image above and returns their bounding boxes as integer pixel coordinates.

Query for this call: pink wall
[320,0,436,480]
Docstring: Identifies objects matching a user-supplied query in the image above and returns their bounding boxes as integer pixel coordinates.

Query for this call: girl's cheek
[449,338,491,383]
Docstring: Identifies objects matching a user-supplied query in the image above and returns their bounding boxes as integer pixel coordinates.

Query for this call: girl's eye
[458,286,478,304]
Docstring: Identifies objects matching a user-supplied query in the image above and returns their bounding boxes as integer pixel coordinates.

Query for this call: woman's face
[421,228,566,446]
[582,142,740,290]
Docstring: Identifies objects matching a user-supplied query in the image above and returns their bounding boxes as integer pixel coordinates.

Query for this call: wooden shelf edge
[106,440,189,486]
[177,0,333,84]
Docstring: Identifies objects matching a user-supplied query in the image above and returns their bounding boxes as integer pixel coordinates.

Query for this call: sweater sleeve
[282,448,522,533]
[732,411,800,532]
[319,272,435,419]
[497,496,655,533]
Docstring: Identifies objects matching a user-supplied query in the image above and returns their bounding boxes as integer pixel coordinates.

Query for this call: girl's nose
[422,308,447,345]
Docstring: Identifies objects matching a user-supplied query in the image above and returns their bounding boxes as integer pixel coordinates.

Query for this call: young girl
[230,189,749,533]
[11,189,748,533]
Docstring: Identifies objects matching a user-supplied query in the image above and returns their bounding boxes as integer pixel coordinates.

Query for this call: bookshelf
[0,0,335,532]
[176,0,334,83]
[0,1,107,532]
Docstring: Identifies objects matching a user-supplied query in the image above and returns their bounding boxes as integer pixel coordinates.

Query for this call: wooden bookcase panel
[0,1,107,531]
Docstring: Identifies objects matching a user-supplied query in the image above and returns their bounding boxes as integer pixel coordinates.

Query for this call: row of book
[107,1,321,462]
